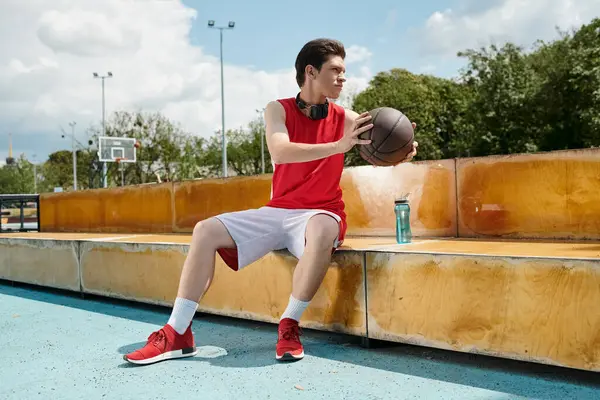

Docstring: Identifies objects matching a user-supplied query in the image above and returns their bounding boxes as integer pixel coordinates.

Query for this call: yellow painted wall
[38,148,600,239]
[172,175,272,232]
[457,148,600,240]
[79,241,366,336]
[342,159,456,237]
[366,252,600,372]
[40,183,173,233]
[0,238,80,291]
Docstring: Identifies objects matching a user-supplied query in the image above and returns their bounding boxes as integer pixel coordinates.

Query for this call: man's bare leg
[292,214,338,301]
[280,214,338,322]
[276,214,339,361]
[124,217,236,364]
[166,217,235,334]
[178,217,236,300]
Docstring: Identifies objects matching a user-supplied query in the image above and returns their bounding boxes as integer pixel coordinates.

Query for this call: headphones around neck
[295,93,329,120]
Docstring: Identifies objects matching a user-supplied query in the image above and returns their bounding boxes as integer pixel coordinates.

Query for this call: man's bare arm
[264,101,341,164]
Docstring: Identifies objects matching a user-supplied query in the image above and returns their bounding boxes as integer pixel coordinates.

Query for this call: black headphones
[295,93,329,120]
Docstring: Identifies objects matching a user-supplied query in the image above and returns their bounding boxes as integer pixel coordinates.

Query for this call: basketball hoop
[98,136,137,163]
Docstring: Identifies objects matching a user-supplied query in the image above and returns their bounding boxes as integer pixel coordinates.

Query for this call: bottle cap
[395,192,410,204]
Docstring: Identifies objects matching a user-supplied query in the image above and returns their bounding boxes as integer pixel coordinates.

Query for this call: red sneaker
[123,323,197,365]
[276,318,304,361]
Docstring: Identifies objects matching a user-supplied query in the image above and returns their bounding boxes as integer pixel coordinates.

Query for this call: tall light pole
[261,131,265,174]
[260,109,265,174]
[31,153,37,193]
[208,19,235,178]
[93,71,113,188]
[68,121,77,190]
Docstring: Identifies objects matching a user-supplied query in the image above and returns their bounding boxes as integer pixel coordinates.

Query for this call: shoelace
[280,325,303,342]
[147,329,167,349]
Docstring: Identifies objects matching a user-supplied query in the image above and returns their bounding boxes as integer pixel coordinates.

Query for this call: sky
[1,0,598,165]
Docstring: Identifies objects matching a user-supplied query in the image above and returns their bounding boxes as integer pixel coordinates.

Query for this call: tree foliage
[0,155,35,194]
[201,111,272,177]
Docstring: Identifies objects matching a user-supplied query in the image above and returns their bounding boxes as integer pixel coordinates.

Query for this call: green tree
[0,155,35,194]
[202,111,272,177]
[458,42,544,156]
[529,18,600,151]
[456,17,600,156]
[38,149,96,192]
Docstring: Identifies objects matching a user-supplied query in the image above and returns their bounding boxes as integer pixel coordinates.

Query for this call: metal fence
[0,194,40,233]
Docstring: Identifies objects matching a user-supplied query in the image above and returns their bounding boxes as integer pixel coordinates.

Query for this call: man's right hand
[336,111,373,154]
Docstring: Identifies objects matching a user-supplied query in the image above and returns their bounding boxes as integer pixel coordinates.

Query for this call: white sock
[280,295,310,322]
[167,297,199,334]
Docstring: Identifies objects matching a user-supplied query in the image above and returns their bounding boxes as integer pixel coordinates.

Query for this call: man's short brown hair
[295,38,346,87]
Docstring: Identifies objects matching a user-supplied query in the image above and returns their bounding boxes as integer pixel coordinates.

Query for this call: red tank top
[266,97,347,241]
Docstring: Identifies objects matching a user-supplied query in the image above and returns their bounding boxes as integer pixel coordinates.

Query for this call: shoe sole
[124,347,198,365]
[276,350,304,361]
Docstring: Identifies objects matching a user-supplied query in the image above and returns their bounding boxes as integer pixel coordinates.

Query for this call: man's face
[310,55,346,99]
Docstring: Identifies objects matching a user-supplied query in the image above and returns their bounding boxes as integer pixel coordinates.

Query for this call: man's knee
[193,217,235,249]
[305,214,339,252]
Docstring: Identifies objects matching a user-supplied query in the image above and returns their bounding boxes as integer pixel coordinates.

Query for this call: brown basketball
[358,107,414,167]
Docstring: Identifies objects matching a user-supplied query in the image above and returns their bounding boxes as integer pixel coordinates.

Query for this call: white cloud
[345,45,373,64]
[415,0,600,58]
[0,0,372,161]
[37,9,142,57]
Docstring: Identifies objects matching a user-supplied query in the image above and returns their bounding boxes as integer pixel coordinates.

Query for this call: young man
[124,38,418,365]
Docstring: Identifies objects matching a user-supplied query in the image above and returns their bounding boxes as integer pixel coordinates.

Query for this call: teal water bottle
[395,198,412,244]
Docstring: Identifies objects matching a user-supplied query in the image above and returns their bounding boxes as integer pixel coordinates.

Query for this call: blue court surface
[2,281,599,400]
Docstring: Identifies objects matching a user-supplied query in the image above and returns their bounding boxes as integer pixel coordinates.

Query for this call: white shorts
[214,206,342,271]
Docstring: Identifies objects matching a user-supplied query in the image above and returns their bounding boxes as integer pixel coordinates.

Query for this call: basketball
[357,107,415,166]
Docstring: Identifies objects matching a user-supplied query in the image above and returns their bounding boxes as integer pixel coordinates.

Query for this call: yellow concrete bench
[1,232,599,373]
[1,147,599,373]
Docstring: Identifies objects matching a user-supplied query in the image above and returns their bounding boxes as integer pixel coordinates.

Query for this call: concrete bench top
[1,232,599,260]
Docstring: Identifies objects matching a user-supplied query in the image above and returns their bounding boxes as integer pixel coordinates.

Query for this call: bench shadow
[3,281,600,399]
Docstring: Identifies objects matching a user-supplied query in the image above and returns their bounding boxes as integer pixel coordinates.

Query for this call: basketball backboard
[98,136,137,163]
